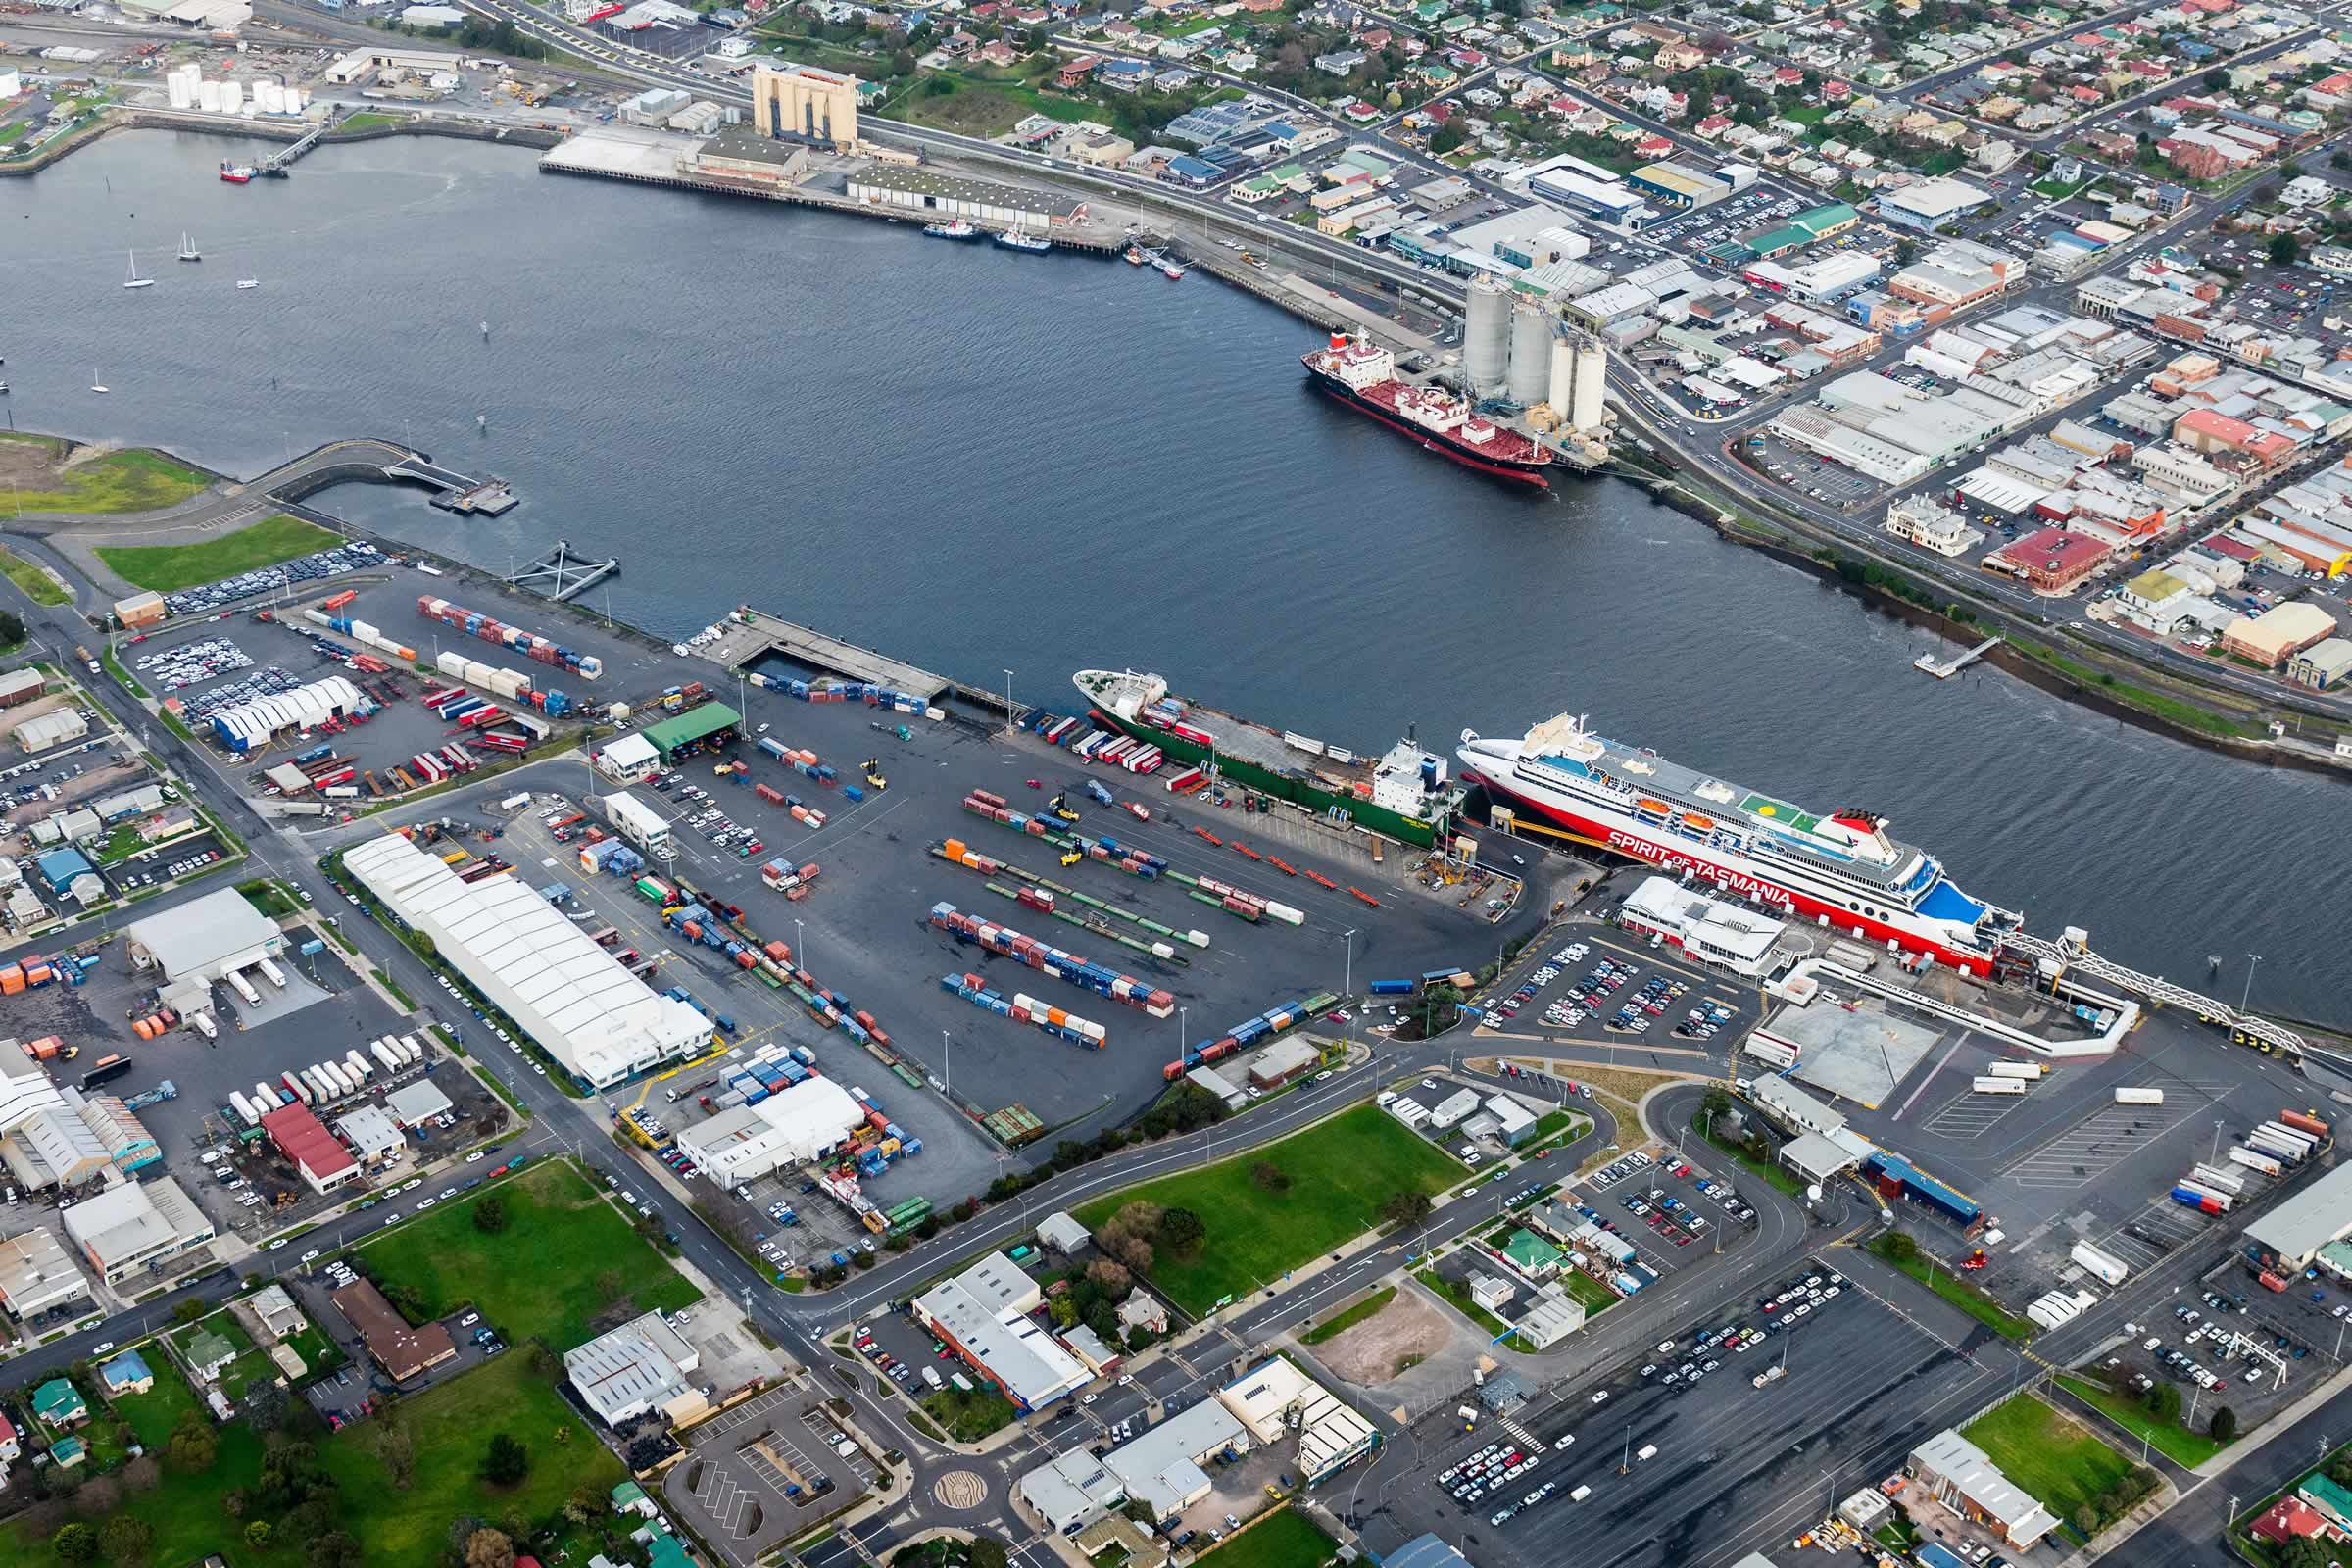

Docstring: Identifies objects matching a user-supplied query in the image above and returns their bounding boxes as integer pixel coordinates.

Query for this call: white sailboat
[176,232,201,263]
[236,278,259,290]
[122,250,154,290]
[91,368,109,394]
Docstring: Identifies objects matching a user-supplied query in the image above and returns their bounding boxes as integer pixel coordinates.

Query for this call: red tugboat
[1300,333,1553,487]
[219,161,254,184]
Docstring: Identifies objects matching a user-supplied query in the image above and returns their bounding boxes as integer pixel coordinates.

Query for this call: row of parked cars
[160,541,384,619]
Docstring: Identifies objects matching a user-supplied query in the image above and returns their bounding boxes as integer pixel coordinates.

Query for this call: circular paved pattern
[934,1471,990,1510]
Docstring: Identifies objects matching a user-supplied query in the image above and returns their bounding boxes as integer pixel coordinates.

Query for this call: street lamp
[1003,668,1015,736]
[1342,927,1356,1002]
[942,1029,952,1097]
[2243,953,2263,1012]
[1179,1005,1188,1057]
[2212,1119,2226,1162]
[794,917,805,969]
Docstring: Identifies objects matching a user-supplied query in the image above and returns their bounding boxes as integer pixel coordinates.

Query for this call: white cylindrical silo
[256,80,281,113]
[1464,274,1512,399]
[219,80,243,114]
[1571,335,1609,432]
[1546,332,1578,417]
[197,79,222,113]
[167,69,194,110]
[1507,300,1552,406]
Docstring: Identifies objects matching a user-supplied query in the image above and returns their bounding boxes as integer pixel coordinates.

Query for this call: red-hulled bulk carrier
[1301,333,1553,487]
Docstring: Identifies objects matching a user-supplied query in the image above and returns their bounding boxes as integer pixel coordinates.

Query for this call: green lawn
[2054,1375,2229,1467]
[1558,1268,1618,1317]
[338,111,410,130]
[1872,1238,2038,1339]
[321,1352,625,1566]
[1964,1393,2135,1531]
[1415,1267,1523,1347]
[894,74,1088,135]
[1694,1116,1806,1197]
[111,1353,203,1448]
[0,545,70,606]
[1,438,209,514]
[1300,1286,1397,1345]
[1074,1105,1461,1315]
[96,514,338,592]
[1190,1506,1337,1568]
[0,1358,272,1568]
[921,1383,1018,1442]
[355,1158,698,1347]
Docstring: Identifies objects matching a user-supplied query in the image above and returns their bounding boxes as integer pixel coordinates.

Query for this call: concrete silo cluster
[1462,274,1608,435]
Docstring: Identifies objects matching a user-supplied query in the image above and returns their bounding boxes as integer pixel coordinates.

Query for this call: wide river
[5,129,2343,1021]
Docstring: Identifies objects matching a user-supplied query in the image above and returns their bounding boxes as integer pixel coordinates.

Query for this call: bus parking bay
[1396,1266,1984,1568]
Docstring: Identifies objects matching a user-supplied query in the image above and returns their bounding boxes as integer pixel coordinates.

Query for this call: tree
[1881,1231,1918,1262]
[1086,1259,1132,1299]
[1431,121,1468,155]
[0,609,22,648]
[564,1489,599,1528]
[172,1297,210,1324]
[2070,1504,2098,1537]
[2143,1381,2181,1421]
[967,1538,1010,1568]
[99,1517,156,1568]
[122,1455,161,1494]
[1048,1294,1079,1328]
[376,1422,416,1490]
[1249,1161,1291,1194]
[472,1195,509,1234]
[166,1418,218,1474]
[246,1521,274,1550]
[465,1528,517,1568]
[1699,1086,1732,1119]
[2270,233,2302,266]
[1157,1207,1207,1254]
[308,1532,362,1568]
[1382,1190,1434,1231]
[51,1523,98,1563]
[2209,1406,2238,1442]
[2283,1539,2337,1568]
[480,1433,530,1487]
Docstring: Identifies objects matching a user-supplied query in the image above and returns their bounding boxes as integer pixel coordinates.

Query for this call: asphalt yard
[662,1385,869,1568]
[1379,1255,2006,1568]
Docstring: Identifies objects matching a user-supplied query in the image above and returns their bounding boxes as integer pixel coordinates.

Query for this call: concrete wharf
[1915,636,2004,679]
[700,609,951,703]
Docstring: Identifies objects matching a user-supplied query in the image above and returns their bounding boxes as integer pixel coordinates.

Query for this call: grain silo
[1546,332,1579,419]
[1464,275,1513,399]
[1507,300,1553,406]
[1570,334,1609,433]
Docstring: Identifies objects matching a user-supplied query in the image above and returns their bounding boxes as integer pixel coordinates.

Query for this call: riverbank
[1622,452,2352,780]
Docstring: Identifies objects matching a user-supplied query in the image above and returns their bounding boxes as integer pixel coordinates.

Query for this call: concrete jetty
[1915,636,2004,679]
[701,608,950,702]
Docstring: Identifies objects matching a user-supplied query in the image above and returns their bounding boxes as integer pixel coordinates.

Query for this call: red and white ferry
[1458,714,2021,975]
[1301,334,1553,487]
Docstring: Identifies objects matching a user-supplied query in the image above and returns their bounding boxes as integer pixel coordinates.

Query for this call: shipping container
[2070,1241,2129,1286]
[1985,1061,2043,1081]
[2280,1109,2332,1141]
[2229,1146,2284,1177]
[2113,1086,2165,1105]
[2189,1162,2246,1196]
[1970,1076,2026,1096]
[1742,1037,1798,1069]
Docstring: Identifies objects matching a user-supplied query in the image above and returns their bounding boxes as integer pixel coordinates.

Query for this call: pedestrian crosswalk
[1500,1414,1542,1451]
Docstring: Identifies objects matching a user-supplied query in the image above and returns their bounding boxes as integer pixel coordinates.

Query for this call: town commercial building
[1983,527,2113,594]
[2247,1160,2352,1268]
[1102,1397,1248,1519]
[343,831,709,1088]
[565,1310,704,1426]
[62,1176,216,1285]
[123,886,284,983]
[848,165,1087,230]
[2289,637,2352,689]
[750,61,858,149]
[595,734,661,783]
[1020,1447,1128,1536]
[1875,176,1994,229]
[262,1102,360,1194]
[2221,602,2338,668]
[0,1227,89,1318]
[1629,162,1731,211]
[1219,1355,1378,1482]
[1619,875,1792,976]
[913,1251,1091,1413]
[671,1076,864,1186]
[1908,1429,2059,1549]
[15,710,87,753]
[331,1277,457,1383]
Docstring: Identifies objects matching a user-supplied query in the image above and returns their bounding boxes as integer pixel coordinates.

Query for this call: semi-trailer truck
[227,969,263,1006]
[258,957,287,989]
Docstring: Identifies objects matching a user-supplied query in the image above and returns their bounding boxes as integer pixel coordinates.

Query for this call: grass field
[1558,1268,1618,1317]
[2054,1375,2228,1467]
[1190,1506,1336,1568]
[0,435,209,514]
[323,1352,625,1565]
[1964,1393,2134,1532]
[0,1358,273,1567]
[1415,1267,1522,1347]
[96,514,338,592]
[1074,1105,1460,1314]
[338,111,410,130]
[1300,1286,1397,1345]
[0,545,70,606]
[895,74,1087,135]
[355,1158,698,1347]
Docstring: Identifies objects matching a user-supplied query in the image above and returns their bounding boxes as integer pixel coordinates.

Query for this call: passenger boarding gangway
[2004,927,2311,1057]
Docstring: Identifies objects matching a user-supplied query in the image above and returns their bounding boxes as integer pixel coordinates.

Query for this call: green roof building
[49,1436,86,1468]
[641,702,741,759]
[645,1533,695,1568]
[1502,1229,1563,1276]
[32,1378,87,1428]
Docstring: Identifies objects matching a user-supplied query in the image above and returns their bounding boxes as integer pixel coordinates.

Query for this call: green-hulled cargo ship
[1071,669,1463,848]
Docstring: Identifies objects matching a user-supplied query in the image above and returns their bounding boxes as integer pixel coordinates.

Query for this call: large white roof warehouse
[124,886,285,982]
[343,832,709,1087]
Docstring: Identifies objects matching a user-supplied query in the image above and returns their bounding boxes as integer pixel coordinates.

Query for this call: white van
[1569,1485,1592,1502]
[1635,1445,1658,1463]
[923,1367,945,1391]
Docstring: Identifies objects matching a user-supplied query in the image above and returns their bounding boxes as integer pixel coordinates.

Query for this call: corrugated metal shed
[640,702,740,756]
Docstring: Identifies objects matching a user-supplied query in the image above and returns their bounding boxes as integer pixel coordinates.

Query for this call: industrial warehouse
[341,830,710,1087]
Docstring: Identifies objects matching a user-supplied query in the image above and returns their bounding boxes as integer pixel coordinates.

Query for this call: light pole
[2212,1120,2225,1162]
[1003,668,1015,736]
[942,1029,952,1098]
[794,917,804,968]
[2243,953,2263,1012]
[1343,927,1356,1001]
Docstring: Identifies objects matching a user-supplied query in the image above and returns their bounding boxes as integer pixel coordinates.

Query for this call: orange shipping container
[942,838,966,860]
[0,966,22,995]
[764,940,792,963]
